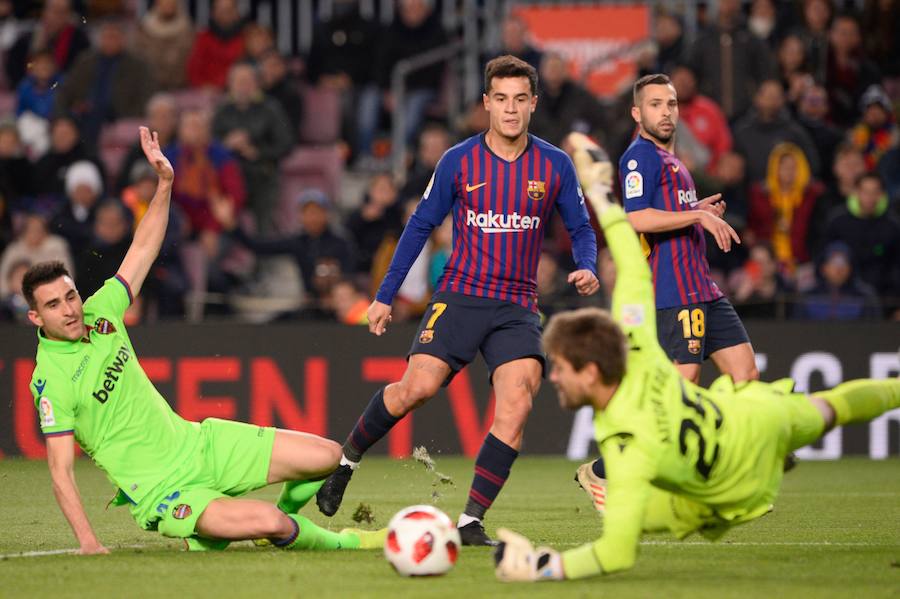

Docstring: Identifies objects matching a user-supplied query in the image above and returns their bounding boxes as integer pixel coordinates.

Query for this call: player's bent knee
[256,505,291,538]
[391,380,438,413]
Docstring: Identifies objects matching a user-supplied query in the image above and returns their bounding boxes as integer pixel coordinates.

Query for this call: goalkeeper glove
[492,528,564,582]
[566,132,614,215]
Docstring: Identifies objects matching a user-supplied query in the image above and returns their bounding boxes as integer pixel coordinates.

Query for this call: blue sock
[342,388,399,462]
[464,433,518,520]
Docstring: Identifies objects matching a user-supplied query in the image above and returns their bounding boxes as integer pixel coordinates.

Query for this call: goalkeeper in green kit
[26,127,383,554]
[492,133,900,582]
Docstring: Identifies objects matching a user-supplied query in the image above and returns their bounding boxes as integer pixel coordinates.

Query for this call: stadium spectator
[685,0,776,120]
[212,62,293,233]
[15,49,61,121]
[796,84,844,183]
[0,0,22,59]
[849,85,898,171]
[54,18,158,149]
[186,0,246,90]
[345,172,403,274]
[747,142,825,270]
[694,151,749,233]
[0,212,72,298]
[776,34,814,109]
[115,93,179,194]
[793,0,832,83]
[329,279,369,325]
[0,257,29,321]
[213,188,355,307]
[167,108,245,259]
[747,0,790,49]
[794,241,881,320]
[74,199,131,298]
[259,49,304,136]
[358,0,448,163]
[529,52,606,148]
[862,0,900,76]
[32,115,105,202]
[729,242,791,319]
[306,0,379,161]
[49,160,103,256]
[669,64,732,173]
[877,146,900,203]
[4,0,90,88]
[823,173,900,304]
[807,143,866,256]
[399,123,451,201]
[733,79,821,183]
[428,216,452,290]
[635,11,683,77]
[242,23,275,66]
[0,121,34,209]
[486,14,543,73]
[825,12,881,127]
[132,0,194,90]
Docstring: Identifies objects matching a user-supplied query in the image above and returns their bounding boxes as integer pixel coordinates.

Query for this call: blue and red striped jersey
[376,133,597,312]
[619,135,723,309]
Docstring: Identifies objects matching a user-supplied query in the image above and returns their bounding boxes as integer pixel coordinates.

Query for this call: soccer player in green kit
[26,127,383,554]
[491,133,900,582]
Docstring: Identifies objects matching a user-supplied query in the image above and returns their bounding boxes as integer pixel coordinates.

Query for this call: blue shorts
[657,297,750,364]
[409,291,545,386]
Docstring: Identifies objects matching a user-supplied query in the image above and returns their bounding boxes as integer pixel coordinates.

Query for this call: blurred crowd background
[0,0,898,326]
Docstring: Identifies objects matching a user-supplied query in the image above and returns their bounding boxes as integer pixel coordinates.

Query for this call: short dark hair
[484,55,538,95]
[633,73,671,105]
[543,307,628,385]
[22,261,71,309]
[855,171,884,189]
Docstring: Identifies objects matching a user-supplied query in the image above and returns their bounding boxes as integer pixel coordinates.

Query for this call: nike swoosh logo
[671,165,680,173]
[466,182,487,192]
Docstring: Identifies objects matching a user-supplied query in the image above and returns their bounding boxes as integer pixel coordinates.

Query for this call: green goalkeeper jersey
[562,206,789,578]
[31,276,199,504]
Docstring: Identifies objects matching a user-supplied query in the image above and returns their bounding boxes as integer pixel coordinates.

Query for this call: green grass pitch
[0,457,897,598]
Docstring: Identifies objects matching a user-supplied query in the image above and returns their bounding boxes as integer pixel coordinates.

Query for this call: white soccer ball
[384,505,461,577]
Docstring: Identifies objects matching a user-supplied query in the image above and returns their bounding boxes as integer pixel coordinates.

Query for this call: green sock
[276,478,326,513]
[282,514,360,550]
[817,379,900,426]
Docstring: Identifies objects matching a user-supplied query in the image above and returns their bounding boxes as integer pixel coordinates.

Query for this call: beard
[642,120,675,145]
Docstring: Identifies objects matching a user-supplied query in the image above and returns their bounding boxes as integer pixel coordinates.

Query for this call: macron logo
[466,209,540,233]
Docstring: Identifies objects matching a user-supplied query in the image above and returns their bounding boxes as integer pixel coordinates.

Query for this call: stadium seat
[0,90,16,117]
[172,88,223,113]
[99,118,144,187]
[277,145,343,233]
[299,84,341,144]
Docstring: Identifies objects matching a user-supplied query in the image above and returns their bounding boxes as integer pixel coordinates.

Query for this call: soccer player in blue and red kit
[315,55,600,545]
[574,74,759,514]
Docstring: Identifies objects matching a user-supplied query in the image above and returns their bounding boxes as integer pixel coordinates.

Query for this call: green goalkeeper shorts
[131,418,276,538]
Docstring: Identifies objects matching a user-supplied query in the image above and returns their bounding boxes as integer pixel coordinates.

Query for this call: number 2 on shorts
[677,308,705,338]
[426,302,448,329]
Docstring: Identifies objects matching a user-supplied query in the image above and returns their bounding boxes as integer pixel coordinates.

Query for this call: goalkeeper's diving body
[491,133,900,582]
[25,127,383,555]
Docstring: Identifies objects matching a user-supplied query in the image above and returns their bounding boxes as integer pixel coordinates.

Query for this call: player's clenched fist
[367,300,392,336]
[568,269,600,296]
[493,529,563,582]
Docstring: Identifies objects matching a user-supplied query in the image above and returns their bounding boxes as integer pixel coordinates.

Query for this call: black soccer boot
[315,464,354,516]
[458,520,499,547]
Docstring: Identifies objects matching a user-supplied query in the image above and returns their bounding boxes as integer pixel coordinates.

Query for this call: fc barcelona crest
[94,318,116,334]
[173,504,192,520]
[527,180,546,201]
[687,339,701,355]
[419,329,434,344]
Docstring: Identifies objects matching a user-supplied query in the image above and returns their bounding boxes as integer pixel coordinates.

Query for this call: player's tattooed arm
[46,434,109,555]
[117,127,175,298]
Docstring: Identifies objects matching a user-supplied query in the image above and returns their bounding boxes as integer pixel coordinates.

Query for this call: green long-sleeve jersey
[561,206,787,579]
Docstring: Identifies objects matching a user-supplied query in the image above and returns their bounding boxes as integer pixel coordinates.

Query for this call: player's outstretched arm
[116,127,174,298]
[46,434,109,555]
